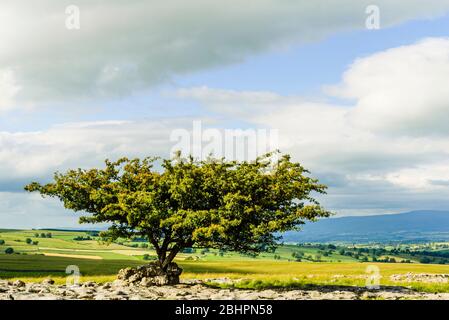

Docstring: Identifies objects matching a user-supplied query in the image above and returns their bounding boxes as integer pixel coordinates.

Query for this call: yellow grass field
[42,252,103,260]
[3,259,449,293]
[2,230,449,293]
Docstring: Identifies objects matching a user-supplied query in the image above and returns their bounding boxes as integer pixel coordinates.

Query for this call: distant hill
[282,210,449,243]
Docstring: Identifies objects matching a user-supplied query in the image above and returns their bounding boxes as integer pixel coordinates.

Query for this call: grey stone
[42,278,55,285]
[82,281,97,288]
[117,262,182,286]
[2,277,449,300]
[102,282,112,289]
[39,287,51,294]
[114,290,128,296]
[13,280,25,288]
[27,285,42,293]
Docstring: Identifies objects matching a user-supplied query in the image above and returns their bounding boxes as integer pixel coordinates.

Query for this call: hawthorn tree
[25,152,331,273]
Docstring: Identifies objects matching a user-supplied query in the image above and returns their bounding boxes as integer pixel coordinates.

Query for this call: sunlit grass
[2,229,449,293]
[3,258,449,293]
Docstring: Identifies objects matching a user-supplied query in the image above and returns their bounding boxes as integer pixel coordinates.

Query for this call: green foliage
[419,256,432,264]
[291,251,304,261]
[4,247,14,254]
[142,254,157,261]
[73,236,92,241]
[0,239,5,245]
[25,238,32,244]
[25,152,330,270]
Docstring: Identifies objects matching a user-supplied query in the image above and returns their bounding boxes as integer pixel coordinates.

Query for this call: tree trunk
[149,236,167,268]
[149,234,184,273]
[157,250,166,268]
[161,247,180,271]
[153,247,180,272]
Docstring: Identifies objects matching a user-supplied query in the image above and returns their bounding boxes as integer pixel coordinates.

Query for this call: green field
[1,229,449,293]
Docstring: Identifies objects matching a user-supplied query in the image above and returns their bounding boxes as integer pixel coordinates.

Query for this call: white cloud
[0,192,74,229]
[385,164,449,190]
[0,119,193,184]
[177,85,449,177]
[176,38,449,214]
[1,0,449,111]
[0,117,221,227]
[2,3,449,224]
[0,69,21,112]
[328,38,449,136]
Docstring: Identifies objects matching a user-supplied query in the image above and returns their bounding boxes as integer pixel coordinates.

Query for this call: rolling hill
[283,210,449,243]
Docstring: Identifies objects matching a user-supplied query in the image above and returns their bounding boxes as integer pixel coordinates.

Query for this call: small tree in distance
[25,152,331,276]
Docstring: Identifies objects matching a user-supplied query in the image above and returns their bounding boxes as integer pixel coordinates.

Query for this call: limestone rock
[42,278,55,285]
[117,262,182,286]
[82,281,97,288]
[390,273,449,283]
[102,282,112,289]
[13,280,25,288]
[2,276,449,300]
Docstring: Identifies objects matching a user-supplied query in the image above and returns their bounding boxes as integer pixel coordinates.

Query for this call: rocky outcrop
[390,273,449,283]
[1,278,449,300]
[117,262,183,286]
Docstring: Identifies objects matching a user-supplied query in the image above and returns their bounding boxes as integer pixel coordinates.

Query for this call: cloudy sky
[2,0,449,228]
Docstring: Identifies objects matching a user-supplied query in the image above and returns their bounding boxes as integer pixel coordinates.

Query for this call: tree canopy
[25,152,331,271]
